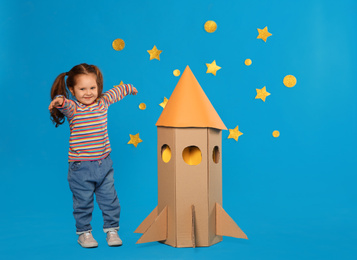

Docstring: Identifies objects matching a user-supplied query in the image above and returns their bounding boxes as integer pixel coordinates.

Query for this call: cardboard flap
[156,66,227,130]
[215,203,248,239]
[191,205,196,248]
[136,206,168,244]
[134,206,158,233]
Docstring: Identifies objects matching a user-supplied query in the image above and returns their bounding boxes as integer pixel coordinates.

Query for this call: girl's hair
[50,63,103,127]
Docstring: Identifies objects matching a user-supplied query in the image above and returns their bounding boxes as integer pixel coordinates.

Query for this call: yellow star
[255,86,271,102]
[113,81,124,88]
[159,97,169,108]
[128,133,143,147]
[206,60,221,76]
[147,45,162,60]
[228,126,243,141]
[257,26,272,42]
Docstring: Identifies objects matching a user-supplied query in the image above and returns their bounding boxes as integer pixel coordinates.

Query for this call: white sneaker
[106,231,123,247]
[78,232,98,248]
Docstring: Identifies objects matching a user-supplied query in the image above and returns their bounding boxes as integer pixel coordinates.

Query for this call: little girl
[48,63,137,248]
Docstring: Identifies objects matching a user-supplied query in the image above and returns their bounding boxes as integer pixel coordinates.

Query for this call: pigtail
[50,72,68,127]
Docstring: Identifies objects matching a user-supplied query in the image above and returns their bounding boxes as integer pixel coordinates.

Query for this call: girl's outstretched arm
[102,84,137,107]
[48,96,64,110]
[49,96,76,120]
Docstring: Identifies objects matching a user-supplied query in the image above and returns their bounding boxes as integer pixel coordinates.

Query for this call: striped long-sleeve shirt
[58,84,134,161]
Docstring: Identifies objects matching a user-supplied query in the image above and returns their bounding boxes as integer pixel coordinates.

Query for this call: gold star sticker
[128,133,142,147]
[147,45,162,60]
[159,97,169,108]
[228,126,243,141]
[257,26,272,42]
[114,81,124,88]
[255,86,271,102]
[206,60,221,76]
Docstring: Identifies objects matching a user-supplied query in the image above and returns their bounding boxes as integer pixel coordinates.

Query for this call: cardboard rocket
[135,66,247,247]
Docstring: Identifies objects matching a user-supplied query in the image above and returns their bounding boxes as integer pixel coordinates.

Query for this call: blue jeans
[67,155,120,234]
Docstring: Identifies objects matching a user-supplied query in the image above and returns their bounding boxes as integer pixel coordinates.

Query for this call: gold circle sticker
[204,20,217,33]
[173,69,180,76]
[139,103,146,110]
[272,130,280,138]
[245,59,252,66]
[112,39,125,51]
[283,75,297,88]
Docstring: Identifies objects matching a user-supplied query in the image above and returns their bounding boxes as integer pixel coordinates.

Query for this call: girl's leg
[68,161,96,234]
[95,155,120,232]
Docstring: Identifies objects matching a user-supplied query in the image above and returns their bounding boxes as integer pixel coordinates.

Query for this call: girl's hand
[132,87,138,95]
[48,96,64,110]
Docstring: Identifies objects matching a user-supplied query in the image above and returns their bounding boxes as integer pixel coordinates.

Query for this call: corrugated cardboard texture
[157,127,177,246]
[156,66,227,130]
[216,203,247,239]
[175,128,209,247]
[137,126,246,247]
[134,206,158,234]
[191,205,196,248]
[136,206,168,244]
[156,126,224,247]
[208,128,223,245]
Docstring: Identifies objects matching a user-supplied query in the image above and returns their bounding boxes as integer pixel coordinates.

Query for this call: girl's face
[70,73,98,105]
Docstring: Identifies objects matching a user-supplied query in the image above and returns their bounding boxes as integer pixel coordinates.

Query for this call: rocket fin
[215,203,248,239]
[134,206,158,233]
[191,205,196,248]
[136,206,168,244]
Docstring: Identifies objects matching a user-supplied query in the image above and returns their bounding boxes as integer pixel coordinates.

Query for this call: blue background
[0,0,356,259]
